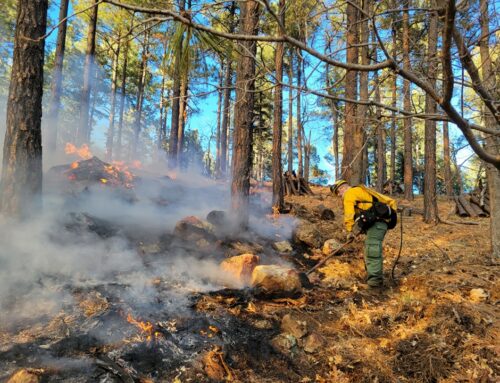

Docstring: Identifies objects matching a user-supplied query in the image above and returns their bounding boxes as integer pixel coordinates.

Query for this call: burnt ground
[0,180,498,383]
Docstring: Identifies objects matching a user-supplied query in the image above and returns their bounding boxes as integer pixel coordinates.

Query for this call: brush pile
[284,171,314,196]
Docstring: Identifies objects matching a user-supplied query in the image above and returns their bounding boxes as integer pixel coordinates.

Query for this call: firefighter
[331,179,397,288]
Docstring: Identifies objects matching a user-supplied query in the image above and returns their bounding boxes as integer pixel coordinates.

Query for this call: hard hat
[330,179,348,195]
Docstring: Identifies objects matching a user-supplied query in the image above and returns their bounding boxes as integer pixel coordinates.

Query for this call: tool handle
[305,238,353,275]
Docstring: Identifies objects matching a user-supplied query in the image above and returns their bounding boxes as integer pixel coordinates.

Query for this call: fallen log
[469,198,488,217]
[458,195,478,217]
[454,196,468,217]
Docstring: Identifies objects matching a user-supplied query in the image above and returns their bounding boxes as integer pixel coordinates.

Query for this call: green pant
[364,221,388,286]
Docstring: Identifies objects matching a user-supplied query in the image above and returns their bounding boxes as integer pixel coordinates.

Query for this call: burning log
[48,156,137,189]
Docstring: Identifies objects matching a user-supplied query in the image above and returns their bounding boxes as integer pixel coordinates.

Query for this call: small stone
[7,369,42,383]
[252,319,274,330]
[293,222,323,249]
[273,240,293,253]
[281,313,308,339]
[322,238,343,255]
[303,333,326,353]
[174,216,216,242]
[206,210,227,227]
[220,254,260,285]
[271,334,297,355]
[469,288,488,302]
[251,265,302,296]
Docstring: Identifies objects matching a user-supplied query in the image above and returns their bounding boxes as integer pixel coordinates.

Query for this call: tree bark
[231,0,260,228]
[423,6,439,223]
[442,121,453,197]
[215,62,223,177]
[46,0,69,152]
[287,50,294,174]
[357,0,370,184]
[272,0,285,212]
[77,0,99,145]
[375,73,386,192]
[116,15,134,160]
[296,48,303,180]
[0,0,48,217]
[168,0,186,168]
[177,65,189,164]
[341,0,361,184]
[402,0,413,200]
[220,1,236,178]
[105,30,121,161]
[390,10,398,189]
[132,29,149,159]
[478,0,500,257]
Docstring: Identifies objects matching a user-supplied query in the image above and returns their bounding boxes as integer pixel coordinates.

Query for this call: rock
[206,210,227,227]
[251,265,302,296]
[251,319,274,330]
[228,241,263,256]
[273,240,293,253]
[293,222,323,248]
[322,238,343,255]
[303,333,326,353]
[7,369,42,383]
[281,313,308,339]
[469,288,488,302]
[174,216,216,242]
[271,334,297,355]
[220,254,260,285]
[315,205,335,220]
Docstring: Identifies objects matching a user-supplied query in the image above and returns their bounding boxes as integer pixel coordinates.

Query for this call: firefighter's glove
[352,220,363,236]
[346,232,355,242]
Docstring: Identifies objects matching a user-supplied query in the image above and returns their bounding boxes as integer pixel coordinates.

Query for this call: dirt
[0,184,498,383]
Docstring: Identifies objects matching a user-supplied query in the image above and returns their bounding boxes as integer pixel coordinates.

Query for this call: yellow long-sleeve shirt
[343,185,397,232]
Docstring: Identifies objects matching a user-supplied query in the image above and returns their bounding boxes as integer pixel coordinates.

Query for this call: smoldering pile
[0,154,308,382]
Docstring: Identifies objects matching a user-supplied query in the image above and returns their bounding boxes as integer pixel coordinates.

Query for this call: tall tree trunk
[390,6,398,189]
[272,0,285,211]
[478,0,500,257]
[168,0,186,168]
[46,0,69,152]
[423,7,439,223]
[375,73,386,192]
[132,29,149,159]
[296,49,303,179]
[116,16,134,160]
[105,31,121,161]
[304,128,311,183]
[231,0,260,228]
[358,0,370,184]
[220,1,236,178]
[442,121,453,197]
[333,102,340,179]
[177,80,188,164]
[287,51,294,174]
[402,0,413,200]
[341,0,361,184]
[0,0,48,217]
[215,62,223,177]
[77,0,99,145]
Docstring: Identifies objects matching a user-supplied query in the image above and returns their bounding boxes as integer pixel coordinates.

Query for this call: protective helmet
[330,179,348,195]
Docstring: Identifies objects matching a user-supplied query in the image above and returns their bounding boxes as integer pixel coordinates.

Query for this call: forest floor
[263,186,499,383]
[0,176,498,383]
